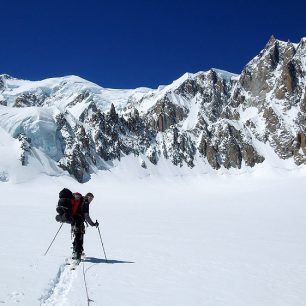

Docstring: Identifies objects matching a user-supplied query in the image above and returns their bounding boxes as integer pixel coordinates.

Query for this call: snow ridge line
[39,260,76,306]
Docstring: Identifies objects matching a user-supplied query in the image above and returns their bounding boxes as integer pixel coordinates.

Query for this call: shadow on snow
[84,257,134,264]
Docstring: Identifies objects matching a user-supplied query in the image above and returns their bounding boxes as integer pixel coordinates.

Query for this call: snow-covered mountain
[0,36,305,182]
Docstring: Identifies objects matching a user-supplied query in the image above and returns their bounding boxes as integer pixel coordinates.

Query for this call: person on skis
[72,192,99,260]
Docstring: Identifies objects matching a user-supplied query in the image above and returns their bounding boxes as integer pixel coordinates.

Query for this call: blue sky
[1,0,305,89]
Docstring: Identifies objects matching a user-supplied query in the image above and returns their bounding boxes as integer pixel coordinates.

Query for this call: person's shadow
[84,257,134,264]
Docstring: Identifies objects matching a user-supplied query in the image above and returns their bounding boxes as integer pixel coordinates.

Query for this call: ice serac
[0,36,305,182]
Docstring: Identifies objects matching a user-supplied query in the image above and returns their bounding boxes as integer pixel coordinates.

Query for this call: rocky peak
[267,35,276,46]
[174,77,199,99]
[109,103,119,122]
[239,39,282,98]
[0,76,5,92]
[0,37,305,182]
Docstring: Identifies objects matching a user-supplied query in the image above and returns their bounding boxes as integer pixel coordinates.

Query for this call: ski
[66,253,86,270]
[70,259,81,270]
[65,257,81,270]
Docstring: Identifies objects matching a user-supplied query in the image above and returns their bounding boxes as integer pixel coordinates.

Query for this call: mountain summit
[0,37,305,182]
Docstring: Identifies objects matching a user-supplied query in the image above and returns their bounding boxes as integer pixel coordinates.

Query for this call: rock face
[18,134,31,166]
[0,36,305,182]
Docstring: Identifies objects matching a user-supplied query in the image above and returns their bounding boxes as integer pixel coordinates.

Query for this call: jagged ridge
[0,36,305,182]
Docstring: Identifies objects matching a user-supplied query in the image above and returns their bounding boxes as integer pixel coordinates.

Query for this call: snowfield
[0,162,306,306]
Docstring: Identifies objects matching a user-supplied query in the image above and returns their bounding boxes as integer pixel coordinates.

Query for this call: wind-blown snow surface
[1,165,306,306]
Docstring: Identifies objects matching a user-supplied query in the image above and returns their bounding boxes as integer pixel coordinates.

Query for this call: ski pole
[44,223,64,256]
[97,222,108,263]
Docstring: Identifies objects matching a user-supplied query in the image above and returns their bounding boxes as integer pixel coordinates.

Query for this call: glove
[94,220,99,227]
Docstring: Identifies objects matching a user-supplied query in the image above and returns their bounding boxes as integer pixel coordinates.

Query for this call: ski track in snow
[40,260,77,306]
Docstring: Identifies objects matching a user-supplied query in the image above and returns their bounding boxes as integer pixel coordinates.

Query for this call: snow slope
[0,164,306,306]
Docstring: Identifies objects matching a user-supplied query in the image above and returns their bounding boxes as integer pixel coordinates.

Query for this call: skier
[72,192,99,260]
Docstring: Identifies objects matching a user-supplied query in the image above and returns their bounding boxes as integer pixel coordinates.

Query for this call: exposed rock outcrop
[0,36,305,182]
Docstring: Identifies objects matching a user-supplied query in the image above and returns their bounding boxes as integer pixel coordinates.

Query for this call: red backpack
[71,192,83,220]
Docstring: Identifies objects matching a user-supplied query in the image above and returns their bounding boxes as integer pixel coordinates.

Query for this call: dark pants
[72,219,85,258]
